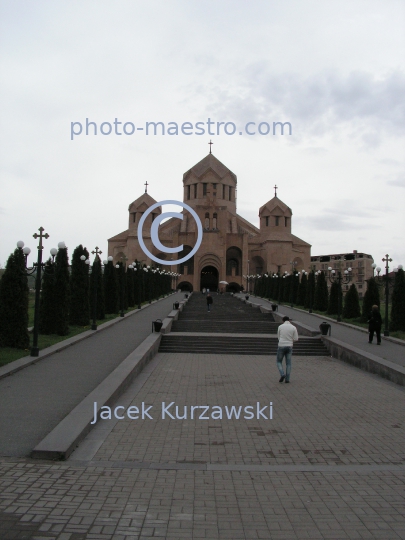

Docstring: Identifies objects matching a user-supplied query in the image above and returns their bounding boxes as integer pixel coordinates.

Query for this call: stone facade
[108,153,311,291]
[311,251,375,298]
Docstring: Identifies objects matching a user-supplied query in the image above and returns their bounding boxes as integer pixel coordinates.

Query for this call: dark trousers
[369,327,381,344]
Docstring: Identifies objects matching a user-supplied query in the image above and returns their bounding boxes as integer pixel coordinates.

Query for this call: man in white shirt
[276,316,299,383]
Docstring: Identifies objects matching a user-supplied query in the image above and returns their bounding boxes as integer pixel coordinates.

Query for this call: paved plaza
[1,348,404,539]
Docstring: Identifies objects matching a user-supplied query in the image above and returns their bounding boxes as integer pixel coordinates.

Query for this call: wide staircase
[159,294,329,356]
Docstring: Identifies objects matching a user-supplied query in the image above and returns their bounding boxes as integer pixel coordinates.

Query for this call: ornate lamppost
[17,228,61,357]
[89,247,103,329]
[372,255,402,337]
[327,260,352,322]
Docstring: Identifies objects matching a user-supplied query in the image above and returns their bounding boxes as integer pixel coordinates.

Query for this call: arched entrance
[178,281,193,292]
[200,266,219,291]
[226,282,242,293]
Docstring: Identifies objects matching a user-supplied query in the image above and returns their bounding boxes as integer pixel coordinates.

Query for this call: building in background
[310,251,374,298]
[108,153,311,291]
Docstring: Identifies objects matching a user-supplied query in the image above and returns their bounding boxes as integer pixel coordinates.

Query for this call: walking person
[206,293,213,312]
[368,304,382,345]
[276,316,298,383]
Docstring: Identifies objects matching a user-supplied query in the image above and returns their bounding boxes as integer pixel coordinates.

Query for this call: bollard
[319,322,331,336]
[152,319,163,333]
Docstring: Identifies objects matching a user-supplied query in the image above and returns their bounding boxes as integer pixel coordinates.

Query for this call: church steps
[159,335,328,356]
[160,294,328,356]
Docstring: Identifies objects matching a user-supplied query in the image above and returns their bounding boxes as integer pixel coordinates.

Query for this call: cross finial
[144,181,149,193]
[208,140,213,154]
[92,246,102,258]
[33,226,49,250]
[382,254,392,270]
[274,184,278,197]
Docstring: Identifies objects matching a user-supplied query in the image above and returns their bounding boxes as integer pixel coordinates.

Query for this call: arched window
[213,213,217,229]
[205,212,210,229]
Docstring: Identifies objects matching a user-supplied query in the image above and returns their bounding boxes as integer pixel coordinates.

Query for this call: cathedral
[108,152,311,291]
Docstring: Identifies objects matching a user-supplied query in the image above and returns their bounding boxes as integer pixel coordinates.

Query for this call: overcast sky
[1,0,404,271]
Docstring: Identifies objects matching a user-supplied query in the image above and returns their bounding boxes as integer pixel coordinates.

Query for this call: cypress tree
[90,256,105,320]
[390,268,405,331]
[53,246,70,335]
[314,271,328,311]
[327,281,342,315]
[127,267,135,307]
[283,275,290,302]
[297,272,308,306]
[305,271,315,309]
[361,277,380,321]
[104,260,119,314]
[0,248,29,348]
[292,272,300,304]
[69,245,90,326]
[343,283,361,319]
[39,258,56,334]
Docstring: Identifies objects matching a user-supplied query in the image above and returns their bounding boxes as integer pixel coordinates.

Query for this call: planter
[173,301,180,310]
[152,319,163,333]
[245,295,249,300]
[319,322,331,336]
[271,304,278,312]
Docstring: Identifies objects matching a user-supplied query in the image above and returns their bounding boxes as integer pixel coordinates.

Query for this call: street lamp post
[90,247,102,329]
[372,255,401,337]
[17,228,61,357]
[327,260,352,322]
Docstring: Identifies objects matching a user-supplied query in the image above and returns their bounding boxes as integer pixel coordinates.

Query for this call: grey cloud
[192,68,405,146]
[387,174,405,188]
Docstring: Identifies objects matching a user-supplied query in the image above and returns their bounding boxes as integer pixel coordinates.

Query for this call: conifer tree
[361,277,380,321]
[127,267,135,307]
[69,245,90,326]
[283,274,290,302]
[39,258,56,334]
[314,271,328,311]
[327,281,342,315]
[390,268,405,331]
[343,283,361,319]
[292,272,300,304]
[53,246,70,335]
[297,272,308,306]
[104,260,118,314]
[0,248,29,348]
[305,271,315,309]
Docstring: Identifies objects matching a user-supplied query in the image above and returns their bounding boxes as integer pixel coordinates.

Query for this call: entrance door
[200,266,219,291]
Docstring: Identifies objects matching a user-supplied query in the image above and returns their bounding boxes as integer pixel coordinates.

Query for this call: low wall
[31,333,162,460]
[322,336,405,386]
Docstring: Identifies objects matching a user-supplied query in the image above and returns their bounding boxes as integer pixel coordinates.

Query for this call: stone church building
[108,153,311,291]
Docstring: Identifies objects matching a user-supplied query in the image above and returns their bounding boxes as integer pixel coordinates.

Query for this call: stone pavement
[0,293,183,457]
[239,294,405,368]
[1,292,404,539]
[1,350,403,539]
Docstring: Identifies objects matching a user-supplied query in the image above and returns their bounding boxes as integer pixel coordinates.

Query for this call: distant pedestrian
[202,288,206,295]
[368,304,382,345]
[206,293,213,312]
[276,316,298,383]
